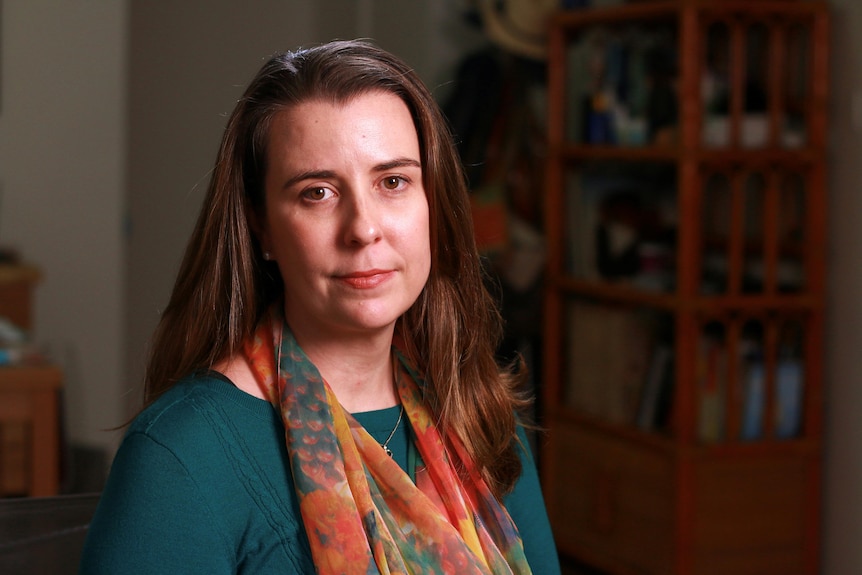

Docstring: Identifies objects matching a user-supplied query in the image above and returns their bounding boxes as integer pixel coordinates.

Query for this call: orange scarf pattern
[243,308,531,574]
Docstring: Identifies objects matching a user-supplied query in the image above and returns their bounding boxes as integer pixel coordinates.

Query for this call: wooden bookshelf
[541,2,828,574]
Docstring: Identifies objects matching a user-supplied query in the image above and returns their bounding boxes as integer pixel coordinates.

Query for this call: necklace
[380,405,404,457]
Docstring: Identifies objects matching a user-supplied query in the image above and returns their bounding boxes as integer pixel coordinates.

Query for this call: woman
[80,40,559,574]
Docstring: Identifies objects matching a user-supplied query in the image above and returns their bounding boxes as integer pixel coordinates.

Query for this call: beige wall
[824,0,862,573]
[0,1,126,452]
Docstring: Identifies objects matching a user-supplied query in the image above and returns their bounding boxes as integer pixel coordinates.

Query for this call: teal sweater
[80,373,560,574]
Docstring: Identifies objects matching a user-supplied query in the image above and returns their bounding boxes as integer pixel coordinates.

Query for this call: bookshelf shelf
[555,0,679,27]
[549,404,818,459]
[555,278,821,311]
[696,149,821,165]
[541,2,828,574]
[558,145,820,166]
[555,278,681,309]
[558,144,680,162]
[550,405,677,450]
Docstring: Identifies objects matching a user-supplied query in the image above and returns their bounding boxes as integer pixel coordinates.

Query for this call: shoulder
[119,372,287,497]
[130,371,277,443]
[84,372,314,573]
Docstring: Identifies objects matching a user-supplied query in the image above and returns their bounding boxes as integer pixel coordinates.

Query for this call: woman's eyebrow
[373,157,422,172]
[282,169,337,189]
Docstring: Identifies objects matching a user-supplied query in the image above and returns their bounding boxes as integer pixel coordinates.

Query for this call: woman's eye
[303,187,332,201]
[383,176,404,190]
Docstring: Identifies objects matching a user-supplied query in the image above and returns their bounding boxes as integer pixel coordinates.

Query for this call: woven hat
[476,0,558,60]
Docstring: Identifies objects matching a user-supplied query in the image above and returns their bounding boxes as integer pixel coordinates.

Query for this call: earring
[263,251,272,261]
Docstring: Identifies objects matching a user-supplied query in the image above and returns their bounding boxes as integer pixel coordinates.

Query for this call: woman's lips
[335,270,394,289]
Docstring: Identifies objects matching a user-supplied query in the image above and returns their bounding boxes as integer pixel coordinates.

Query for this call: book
[565,301,654,425]
[738,357,804,441]
[774,358,804,439]
[740,360,766,441]
[697,334,728,442]
[635,343,673,431]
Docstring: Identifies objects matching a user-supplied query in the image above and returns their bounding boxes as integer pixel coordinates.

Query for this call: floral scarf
[243,308,531,574]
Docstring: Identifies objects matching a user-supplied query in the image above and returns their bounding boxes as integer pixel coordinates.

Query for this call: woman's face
[259,91,431,341]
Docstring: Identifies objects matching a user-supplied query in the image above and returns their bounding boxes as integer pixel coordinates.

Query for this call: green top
[79,372,560,574]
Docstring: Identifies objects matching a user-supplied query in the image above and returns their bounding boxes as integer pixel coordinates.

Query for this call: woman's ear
[248,206,272,257]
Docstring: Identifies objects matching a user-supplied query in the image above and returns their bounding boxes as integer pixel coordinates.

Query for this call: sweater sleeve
[504,425,562,575]
[79,432,235,575]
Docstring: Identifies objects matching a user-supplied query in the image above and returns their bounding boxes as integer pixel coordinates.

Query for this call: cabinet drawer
[692,456,810,575]
[547,424,674,574]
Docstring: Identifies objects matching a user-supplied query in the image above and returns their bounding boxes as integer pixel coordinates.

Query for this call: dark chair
[0,493,100,575]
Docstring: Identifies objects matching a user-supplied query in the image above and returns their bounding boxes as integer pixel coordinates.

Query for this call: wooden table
[0,365,63,497]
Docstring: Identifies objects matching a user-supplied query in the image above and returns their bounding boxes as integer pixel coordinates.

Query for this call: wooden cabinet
[0,265,63,497]
[541,2,828,574]
[0,366,63,496]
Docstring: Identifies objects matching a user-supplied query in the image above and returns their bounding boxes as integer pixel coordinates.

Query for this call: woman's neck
[312,349,397,413]
[216,324,399,412]
[290,326,399,413]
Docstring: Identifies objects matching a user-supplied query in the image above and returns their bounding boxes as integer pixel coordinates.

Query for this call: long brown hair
[145,40,529,496]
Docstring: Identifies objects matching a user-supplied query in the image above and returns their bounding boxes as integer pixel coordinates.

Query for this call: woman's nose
[343,193,382,246]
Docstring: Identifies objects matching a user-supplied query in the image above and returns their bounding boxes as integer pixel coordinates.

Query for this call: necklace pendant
[379,404,403,459]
